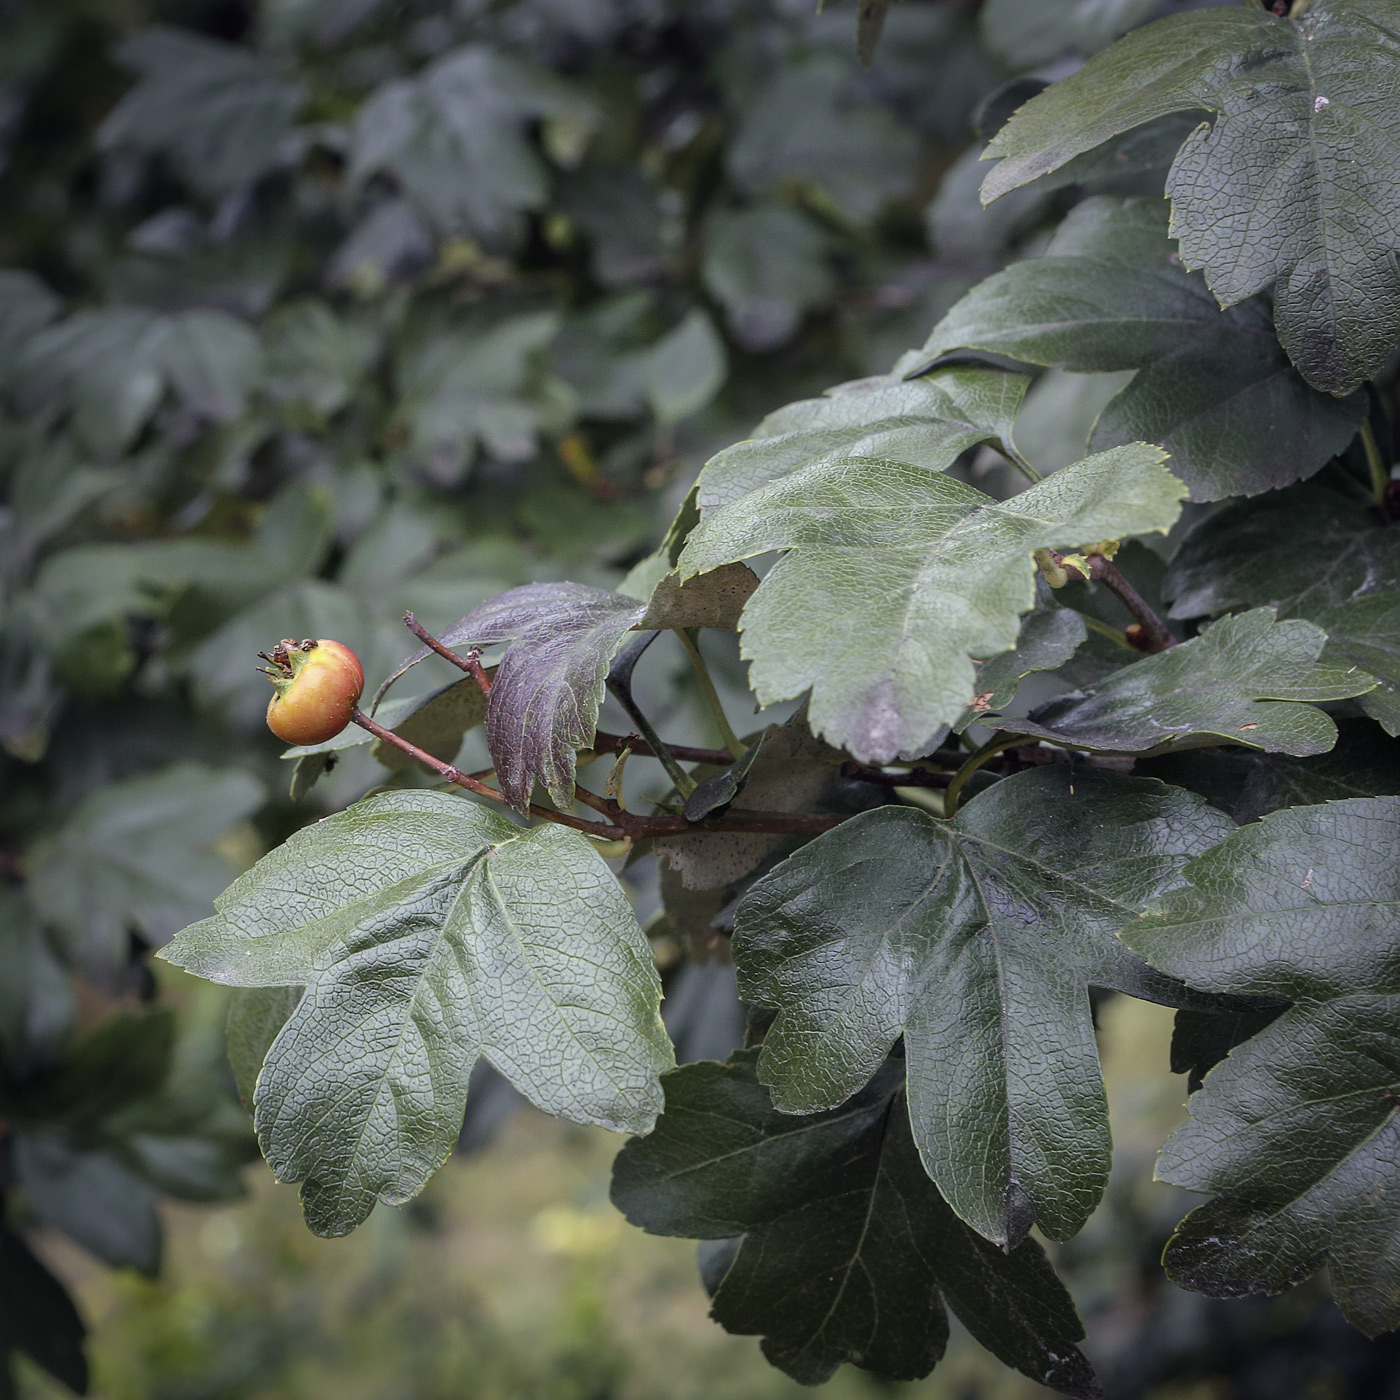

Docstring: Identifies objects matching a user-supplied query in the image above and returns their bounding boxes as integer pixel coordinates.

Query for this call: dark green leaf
[1138,719,1400,826]
[26,764,266,984]
[918,198,1365,499]
[680,442,1184,763]
[1165,485,1400,735]
[611,1053,1099,1396]
[0,1225,87,1394]
[982,2,1400,394]
[160,791,672,1236]
[1169,1005,1285,1096]
[702,205,834,352]
[226,986,301,1109]
[261,301,379,417]
[560,165,665,287]
[733,766,1232,1245]
[393,312,566,476]
[13,1132,161,1274]
[0,269,58,389]
[954,604,1087,733]
[99,27,305,196]
[1123,797,1400,1335]
[728,57,916,222]
[0,891,73,1068]
[924,145,1051,263]
[995,608,1375,758]
[641,310,726,426]
[682,737,765,822]
[349,46,590,241]
[19,307,261,454]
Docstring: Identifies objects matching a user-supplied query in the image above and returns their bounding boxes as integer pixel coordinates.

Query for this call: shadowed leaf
[612,1053,1100,1396]
[982,2,1400,394]
[1124,797,1400,1336]
[732,766,1232,1245]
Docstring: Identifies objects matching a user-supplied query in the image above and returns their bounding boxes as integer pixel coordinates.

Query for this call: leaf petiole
[677,628,748,760]
[943,733,1026,816]
[1360,421,1390,508]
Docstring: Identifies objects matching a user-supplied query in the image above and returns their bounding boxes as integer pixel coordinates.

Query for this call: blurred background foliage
[2,0,1398,1395]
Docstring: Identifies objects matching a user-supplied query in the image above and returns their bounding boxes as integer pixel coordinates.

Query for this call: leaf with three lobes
[916,197,1364,500]
[98,27,305,197]
[694,365,1027,512]
[679,442,1184,764]
[990,609,1374,757]
[981,1,1400,395]
[611,1052,1099,1396]
[160,791,672,1236]
[379,582,645,810]
[25,763,266,987]
[732,766,1233,1246]
[20,306,261,455]
[349,46,590,240]
[1122,797,1400,1337]
[1165,485,1400,736]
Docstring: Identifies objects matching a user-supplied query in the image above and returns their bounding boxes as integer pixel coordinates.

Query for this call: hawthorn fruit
[262,638,364,745]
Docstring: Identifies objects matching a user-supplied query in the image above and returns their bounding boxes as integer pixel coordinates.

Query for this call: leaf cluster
[7,0,1400,1395]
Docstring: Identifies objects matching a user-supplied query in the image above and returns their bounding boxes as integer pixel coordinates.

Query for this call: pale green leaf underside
[982,1,1400,394]
[161,791,671,1236]
[680,442,1184,763]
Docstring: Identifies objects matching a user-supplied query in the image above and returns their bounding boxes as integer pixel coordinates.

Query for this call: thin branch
[1361,421,1391,516]
[571,785,617,818]
[592,731,734,765]
[403,612,478,679]
[1081,555,1176,653]
[606,678,698,798]
[639,809,846,837]
[351,708,612,836]
[462,647,493,696]
[993,437,1042,484]
[351,707,844,841]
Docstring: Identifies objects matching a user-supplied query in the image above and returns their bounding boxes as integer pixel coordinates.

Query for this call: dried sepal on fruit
[261,638,364,745]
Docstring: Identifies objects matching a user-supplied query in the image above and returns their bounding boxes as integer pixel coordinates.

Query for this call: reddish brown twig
[591,730,734,766]
[352,707,846,841]
[1086,556,1176,653]
[351,708,612,836]
[1047,552,1176,654]
[402,613,493,696]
